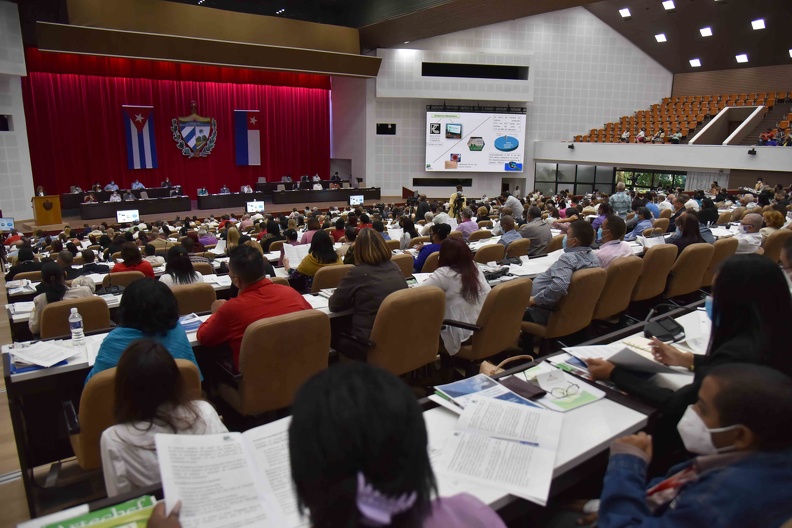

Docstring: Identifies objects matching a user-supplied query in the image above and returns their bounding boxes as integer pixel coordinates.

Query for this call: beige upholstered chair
[102,271,145,289]
[217,311,330,416]
[652,218,670,232]
[72,256,84,266]
[408,236,430,248]
[659,209,672,219]
[40,297,112,339]
[448,231,463,239]
[761,229,792,264]
[729,207,746,222]
[631,244,677,302]
[64,360,201,470]
[477,220,493,229]
[643,227,665,237]
[171,283,217,316]
[14,270,42,282]
[473,244,505,264]
[385,239,401,251]
[311,264,354,293]
[268,240,284,253]
[468,230,493,242]
[716,211,732,225]
[522,268,607,343]
[701,238,738,288]
[665,243,715,298]
[592,256,644,321]
[505,238,531,258]
[270,276,289,286]
[546,234,565,254]
[421,251,440,273]
[452,278,533,362]
[192,262,214,275]
[391,253,415,278]
[364,287,445,376]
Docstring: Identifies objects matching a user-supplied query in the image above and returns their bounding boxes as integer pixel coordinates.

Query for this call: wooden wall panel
[729,169,792,189]
[672,65,792,97]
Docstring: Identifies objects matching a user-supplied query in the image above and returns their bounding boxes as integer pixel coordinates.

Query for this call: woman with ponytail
[28,261,94,335]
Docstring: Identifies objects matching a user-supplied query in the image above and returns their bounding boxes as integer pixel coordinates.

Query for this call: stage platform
[14,196,403,233]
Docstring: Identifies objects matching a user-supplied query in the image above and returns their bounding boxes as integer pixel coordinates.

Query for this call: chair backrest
[473,244,505,264]
[192,262,214,275]
[730,207,746,222]
[270,276,289,286]
[716,211,732,225]
[760,228,792,264]
[73,256,84,266]
[464,278,533,361]
[14,270,42,282]
[139,190,149,199]
[652,218,670,232]
[631,244,678,301]
[592,256,644,320]
[477,220,493,228]
[391,253,414,277]
[701,237,738,288]
[269,240,284,253]
[546,234,565,254]
[448,230,463,239]
[170,283,217,316]
[40,296,112,339]
[468,230,493,242]
[544,268,607,338]
[643,227,664,237]
[311,264,354,293]
[235,310,329,415]
[367,287,445,376]
[421,251,440,273]
[659,208,672,219]
[385,239,400,251]
[665,243,715,298]
[408,236,430,248]
[102,271,145,288]
[72,359,200,469]
[505,238,531,258]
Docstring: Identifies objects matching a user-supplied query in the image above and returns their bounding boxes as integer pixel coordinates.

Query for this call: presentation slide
[349,195,365,206]
[116,210,140,223]
[246,201,265,213]
[425,111,526,172]
[0,217,14,232]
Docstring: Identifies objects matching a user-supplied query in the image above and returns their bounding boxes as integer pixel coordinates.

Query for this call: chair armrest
[62,400,80,435]
[338,332,376,348]
[442,319,482,332]
[215,358,243,387]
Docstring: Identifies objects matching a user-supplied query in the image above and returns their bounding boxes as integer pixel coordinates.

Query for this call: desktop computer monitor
[349,195,364,206]
[116,209,140,223]
[246,201,265,213]
[0,217,15,232]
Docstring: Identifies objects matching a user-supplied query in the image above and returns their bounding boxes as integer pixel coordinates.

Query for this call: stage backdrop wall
[22,56,330,195]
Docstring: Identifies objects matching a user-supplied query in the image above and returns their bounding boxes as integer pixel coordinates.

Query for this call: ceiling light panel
[662,1,675,10]
[655,33,667,42]
[751,19,765,30]
[700,27,713,37]
[736,54,749,63]
[689,59,701,67]
[619,8,631,17]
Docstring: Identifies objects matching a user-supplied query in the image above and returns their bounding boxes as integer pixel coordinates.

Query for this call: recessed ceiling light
[404,41,410,44]
[619,8,631,17]
[751,19,765,30]
[689,58,701,67]
[736,54,749,63]
[700,27,713,37]
[662,0,675,10]
[655,33,667,42]
[789,49,792,58]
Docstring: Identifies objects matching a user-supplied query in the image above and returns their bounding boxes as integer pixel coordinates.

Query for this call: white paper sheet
[282,244,310,266]
[11,342,82,368]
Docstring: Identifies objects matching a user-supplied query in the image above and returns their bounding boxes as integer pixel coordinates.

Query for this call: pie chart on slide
[494,136,519,152]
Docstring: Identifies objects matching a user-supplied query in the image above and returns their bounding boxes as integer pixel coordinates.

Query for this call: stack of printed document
[433,373,542,411]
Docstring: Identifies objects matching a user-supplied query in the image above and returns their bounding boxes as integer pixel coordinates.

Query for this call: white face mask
[677,405,740,455]
[739,225,750,234]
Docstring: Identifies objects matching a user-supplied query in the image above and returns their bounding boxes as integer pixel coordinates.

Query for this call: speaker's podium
[32,195,62,226]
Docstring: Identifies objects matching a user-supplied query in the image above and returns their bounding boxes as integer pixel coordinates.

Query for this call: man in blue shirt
[131,179,145,190]
[497,215,521,248]
[609,182,632,218]
[624,207,654,241]
[104,180,119,191]
[413,223,450,272]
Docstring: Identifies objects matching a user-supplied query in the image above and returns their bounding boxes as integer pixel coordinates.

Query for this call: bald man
[735,213,763,254]
[497,215,521,248]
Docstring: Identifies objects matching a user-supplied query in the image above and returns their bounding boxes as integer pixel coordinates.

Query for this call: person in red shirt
[357,213,373,231]
[3,230,22,246]
[111,242,155,278]
[196,244,311,368]
[329,217,346,242]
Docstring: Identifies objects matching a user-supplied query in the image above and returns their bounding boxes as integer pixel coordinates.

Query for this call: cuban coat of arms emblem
[171,101,217,158]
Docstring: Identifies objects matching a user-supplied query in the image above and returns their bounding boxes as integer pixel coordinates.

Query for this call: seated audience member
[181,237,209,265]
[698,197,719,226]
[497,215,521,248]
[131,179,144,190]
[619,130,629,142]
[760,210,785,241]
[456,208,478,240]
[197,245,310,368]
[28,262,94,335]
[525,220,599,324]
[5,246,43,281]
[112,242,156,278]
[100,340,227,497]
[225,226,241,253]
[591,203,612,233]
[122,189,134,201]
[159,246,202,288]
[79,249,110,275]
[667,210,714,244]
[417,238,491,355]
[667,196,687,232]
[500,191,524,219]
[55,250,81,280]
[670,214,705,255]
[595,215,633,269]
[330,229,408,360]
[742,193,758,210]
[669,129,682,143]
[149,231,175,251]
[142,243,165,268]
[3,229,22,246]
[87,279,200,382]
[735,213,763,254]
[104,180,119,191]
[300,217,321,245]
[357,213,374,231]
[325,218,344,243]
[651,128,665,143]
[519,206,553,256]
[414,223,451,272]
[372,220,390,240]
[586,255,792,464]
[183,231,205,253]
[624,207,654,241]
[284,230,342,293]
[596,364,792,528]
[400,218,420,250]
[260,221,286,251]
[635,128,646,143]
[197,228,217,247]
[83,194,97,204]
[109,191,122,202]
[219,184,230,194]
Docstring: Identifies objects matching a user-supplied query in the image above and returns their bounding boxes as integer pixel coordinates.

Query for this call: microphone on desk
[643,302,686,342]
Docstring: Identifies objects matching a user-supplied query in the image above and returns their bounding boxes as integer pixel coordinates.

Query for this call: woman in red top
[329,217,346,242]
[111,242,155,278]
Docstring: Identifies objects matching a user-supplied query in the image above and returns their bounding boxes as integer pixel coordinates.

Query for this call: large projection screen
[425,111,526,172]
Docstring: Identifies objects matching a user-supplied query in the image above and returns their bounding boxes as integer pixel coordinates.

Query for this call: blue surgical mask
[705,295,713,321]
[597,227,603,240]
[562,235,567,249]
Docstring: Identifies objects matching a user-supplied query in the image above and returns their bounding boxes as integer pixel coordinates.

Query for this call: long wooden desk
[79,197,192,220]
[271,187,381,204]
[196,192,267,210]
[61,188,180,211]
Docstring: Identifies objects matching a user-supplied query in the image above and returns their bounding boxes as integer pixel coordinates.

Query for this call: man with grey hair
[518,206,552,256]
[742,193,759,210]
[609,182,632,218]
[735,213,763,254]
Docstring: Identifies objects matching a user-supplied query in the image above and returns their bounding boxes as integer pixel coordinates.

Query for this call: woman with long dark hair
[111,242,155,278]
[671,213,705,256]
[416,237,491,354]
[698,197,719,226]
[400,218,420,250]
[159,246,201,288]
[100,340,226,496]
[284,229,341,293]
[260,220,285,252]
[28,262,94,335]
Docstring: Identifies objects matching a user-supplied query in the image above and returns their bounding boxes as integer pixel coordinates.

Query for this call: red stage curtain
[22,71,330,194]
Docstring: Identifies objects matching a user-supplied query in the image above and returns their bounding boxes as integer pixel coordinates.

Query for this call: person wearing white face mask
[734,213,763,254]
[591,364,792,528]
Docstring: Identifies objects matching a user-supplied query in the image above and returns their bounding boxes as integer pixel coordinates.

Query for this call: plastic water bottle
[69,308,85,347]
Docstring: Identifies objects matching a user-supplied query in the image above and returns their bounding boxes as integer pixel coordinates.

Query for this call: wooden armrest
[215,358,243,387]
[62,400,80,435]
[338,332,376,348]
[442,319,482,332]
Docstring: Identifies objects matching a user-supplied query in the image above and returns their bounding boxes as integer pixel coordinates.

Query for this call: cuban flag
[122,105,158,170]
[234,110,261,166]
